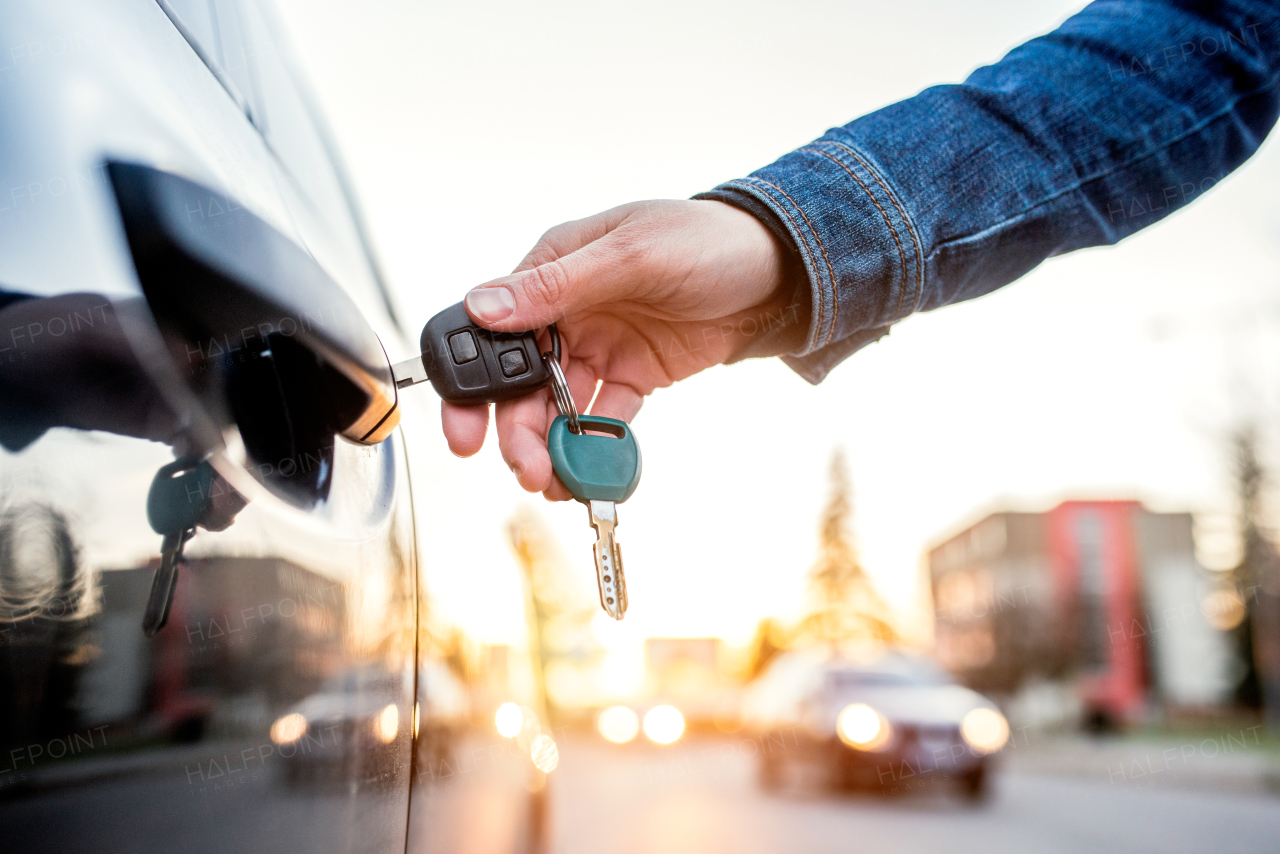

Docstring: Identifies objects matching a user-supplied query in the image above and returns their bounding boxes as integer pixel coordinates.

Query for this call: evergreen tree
[796,450,897,645]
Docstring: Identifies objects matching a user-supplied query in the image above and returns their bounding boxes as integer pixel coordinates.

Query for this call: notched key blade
[612,538,628,616]
[588,500,626,620]
[592,533,626,620]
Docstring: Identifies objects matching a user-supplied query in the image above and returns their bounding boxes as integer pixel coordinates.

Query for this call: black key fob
[419,302,550,404]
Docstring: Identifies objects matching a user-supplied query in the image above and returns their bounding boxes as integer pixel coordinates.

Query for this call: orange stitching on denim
[726,179,824,349]
[828,141,925,313]
[750,179,840,347]
[804,145,910,321]
[738,177,840,349]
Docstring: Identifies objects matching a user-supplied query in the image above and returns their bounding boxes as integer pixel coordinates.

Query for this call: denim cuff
[701,140,921,383]
[700,0,1280,384]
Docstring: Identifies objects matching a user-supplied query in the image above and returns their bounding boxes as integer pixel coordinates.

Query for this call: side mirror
[108,161,399,447]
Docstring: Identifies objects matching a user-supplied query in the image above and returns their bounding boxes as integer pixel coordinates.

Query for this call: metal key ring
[542,350,580,434]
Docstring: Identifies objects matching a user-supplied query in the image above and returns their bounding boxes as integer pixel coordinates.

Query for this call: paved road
[546,733,1280,854]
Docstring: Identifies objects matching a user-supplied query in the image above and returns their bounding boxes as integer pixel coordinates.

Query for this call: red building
[1045,501,1147,722]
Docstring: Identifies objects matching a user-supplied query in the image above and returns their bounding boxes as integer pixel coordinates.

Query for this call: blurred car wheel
[957,762,989,803]
[757,749,783,791]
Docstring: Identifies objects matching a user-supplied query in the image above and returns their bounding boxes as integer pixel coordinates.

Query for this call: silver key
[390,355,428,389]
[588,500,627,620]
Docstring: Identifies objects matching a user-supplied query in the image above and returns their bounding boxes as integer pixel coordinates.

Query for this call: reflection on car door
[0,294,417,854]
[0,2,416,852]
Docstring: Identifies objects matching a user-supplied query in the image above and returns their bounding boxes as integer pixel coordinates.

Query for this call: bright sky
[273,0,1280,660]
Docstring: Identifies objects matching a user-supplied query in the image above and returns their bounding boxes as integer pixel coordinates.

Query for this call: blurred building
[644,638,730,725]
[75,557,346,740]
[929,501,1236,726]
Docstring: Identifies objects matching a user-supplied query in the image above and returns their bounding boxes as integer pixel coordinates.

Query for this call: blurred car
[595,703,687,746]
[0,2,546,852]
[742,648,1010,800]
[274,665,405,787]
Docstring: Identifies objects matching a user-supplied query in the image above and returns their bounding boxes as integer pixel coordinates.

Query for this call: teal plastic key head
[547,415,642,503]
[147,457,215,535]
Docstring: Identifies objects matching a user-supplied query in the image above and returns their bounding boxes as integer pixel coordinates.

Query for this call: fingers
[537,373,640,502]
[539,394,574,503]
[562,357,602,419]
[440,401,489,457]
[198,474,248,532]
[512,211,623,273]
[463,256,619,334]
[494,393,555,492]
[440,343,628,501]
[495,356,600,499]
[464,211,649,334]
[587,380,645,423]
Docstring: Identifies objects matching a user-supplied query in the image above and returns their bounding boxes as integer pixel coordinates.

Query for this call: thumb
[464,223,641,333]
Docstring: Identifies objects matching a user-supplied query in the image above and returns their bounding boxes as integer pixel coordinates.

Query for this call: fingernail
[509,461,525,479]
[465,286,515,323]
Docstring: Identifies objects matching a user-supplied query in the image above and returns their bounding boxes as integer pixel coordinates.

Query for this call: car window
[826,670,947,690]
[224,0,396,329]
[156,0,260,122]
[159,0,219,57]
[233,1,345,213]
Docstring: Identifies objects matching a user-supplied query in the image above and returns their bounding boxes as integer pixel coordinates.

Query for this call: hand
[440,199,797,499]
[0,293,248,530]
[0,294,178,448]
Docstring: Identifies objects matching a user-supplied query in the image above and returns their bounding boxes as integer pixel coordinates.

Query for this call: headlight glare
[270,712,307,745]
[495,702,523,738]
[642,705,685,744]
[836,703,892,751]
[960,707,1009,754]
[598,706,640,744]
[372,703,399,744]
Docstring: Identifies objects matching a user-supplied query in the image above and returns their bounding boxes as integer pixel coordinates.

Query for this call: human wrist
[693,193,811,361]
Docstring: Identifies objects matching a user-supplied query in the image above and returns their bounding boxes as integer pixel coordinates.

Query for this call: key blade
[592,533,625,620]
[391,355,428,389]
[142,530,188,637]
[612,537,628,615]
[588,500,626,620]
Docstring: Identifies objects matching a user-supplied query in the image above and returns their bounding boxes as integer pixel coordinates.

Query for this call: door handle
[107,161,398,445]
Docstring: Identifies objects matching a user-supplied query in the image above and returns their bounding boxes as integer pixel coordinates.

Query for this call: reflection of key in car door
[141,457,213,636]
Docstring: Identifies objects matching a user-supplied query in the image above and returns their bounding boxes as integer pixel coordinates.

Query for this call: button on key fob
[393,302,550,404]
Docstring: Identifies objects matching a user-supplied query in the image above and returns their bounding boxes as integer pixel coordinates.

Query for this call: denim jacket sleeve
[697,0,1280,383]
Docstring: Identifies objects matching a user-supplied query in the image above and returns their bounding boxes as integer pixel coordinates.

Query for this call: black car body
[0,1,546,851]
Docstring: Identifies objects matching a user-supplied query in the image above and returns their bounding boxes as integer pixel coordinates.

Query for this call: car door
[0,1,415,852]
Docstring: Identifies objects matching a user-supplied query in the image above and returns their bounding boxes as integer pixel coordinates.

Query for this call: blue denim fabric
[698,0,1280,383]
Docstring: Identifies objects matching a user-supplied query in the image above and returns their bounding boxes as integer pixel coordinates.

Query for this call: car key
[144,530,190,638]
[141,457,215,636]
[547,412,642,620]
[391,301,552,404]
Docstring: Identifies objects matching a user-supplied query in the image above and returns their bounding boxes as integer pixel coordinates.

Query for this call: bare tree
[507,507,600,714]
[1228,426,1280,718]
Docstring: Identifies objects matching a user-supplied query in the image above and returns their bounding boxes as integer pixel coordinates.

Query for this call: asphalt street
[546,733,1280,854]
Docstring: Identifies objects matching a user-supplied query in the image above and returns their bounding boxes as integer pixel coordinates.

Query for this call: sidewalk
[1001,727,1280,796]
[1,738,263,796]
